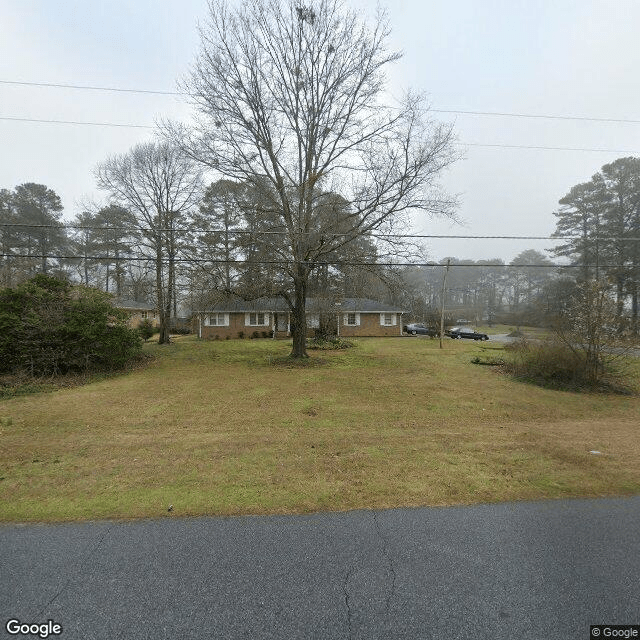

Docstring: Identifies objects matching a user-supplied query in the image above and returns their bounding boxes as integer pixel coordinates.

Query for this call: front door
[276,313,288,333]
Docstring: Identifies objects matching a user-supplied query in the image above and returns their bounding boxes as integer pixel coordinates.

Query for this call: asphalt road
[2,497,639,640]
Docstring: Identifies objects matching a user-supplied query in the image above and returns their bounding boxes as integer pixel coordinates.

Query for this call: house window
[382,313,394,326]
[345,312,359,326]
[208,313,228,326]
[248,312,268,326]
[140,311,148,320]
[308,314,320,328]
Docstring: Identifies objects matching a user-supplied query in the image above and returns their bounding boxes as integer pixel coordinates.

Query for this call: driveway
[2,497,639,639]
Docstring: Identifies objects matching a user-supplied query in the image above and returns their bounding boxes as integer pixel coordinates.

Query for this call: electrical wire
[0,116,153,129]
[1,115,636,153]
[0,252,623,269]
[3,80,640,125]
[1,222,640,243]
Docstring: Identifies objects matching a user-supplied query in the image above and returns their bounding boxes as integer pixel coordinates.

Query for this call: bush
[138,319,155,342]
[503,338,631,392]
[0,275,143,376]
[237,331,245,339]
[307,336,355,350]
[170,326,191,335]
[251,330,260,339]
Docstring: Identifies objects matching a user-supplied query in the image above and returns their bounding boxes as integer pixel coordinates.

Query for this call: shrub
[171,326,191,335]
[503,337,632,392]
[307,336,355,350]
[138,319,155,342]
[237,331,245,339]
[0,275,142,376]
[251,330,260,339]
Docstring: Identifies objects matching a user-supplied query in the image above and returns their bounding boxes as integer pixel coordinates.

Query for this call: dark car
[448,326,489,341]
[405,323,438,336]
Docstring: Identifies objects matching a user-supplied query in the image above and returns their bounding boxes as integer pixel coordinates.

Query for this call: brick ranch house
[194,297,404,339]
[114,299,159,329]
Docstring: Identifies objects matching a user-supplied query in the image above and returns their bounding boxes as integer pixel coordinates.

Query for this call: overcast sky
[1,0,639,263]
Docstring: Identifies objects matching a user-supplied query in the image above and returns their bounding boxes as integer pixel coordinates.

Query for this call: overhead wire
[0,115,636,153]
[0,252,628,270]
[2,79,640,124]
[1,222,640,243]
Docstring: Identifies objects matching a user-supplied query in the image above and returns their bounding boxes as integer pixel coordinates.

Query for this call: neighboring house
[114,299,159,328]
[194,297,404,339]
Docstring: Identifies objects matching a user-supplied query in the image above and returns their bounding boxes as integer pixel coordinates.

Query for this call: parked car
[405,323,438,336]
[447,326,489,341]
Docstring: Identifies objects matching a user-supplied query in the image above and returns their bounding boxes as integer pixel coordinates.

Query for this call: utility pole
[439,259,450,349]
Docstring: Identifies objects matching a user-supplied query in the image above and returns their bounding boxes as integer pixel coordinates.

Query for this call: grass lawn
[1,336,639,523]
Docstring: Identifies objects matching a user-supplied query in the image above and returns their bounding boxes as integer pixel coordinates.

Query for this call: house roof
[336,298,403,313]
[114,299,155,311]
[199,297,403,314]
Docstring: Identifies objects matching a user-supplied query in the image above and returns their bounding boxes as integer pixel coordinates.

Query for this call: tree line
[0,171,396,342]
[3,152,640,340]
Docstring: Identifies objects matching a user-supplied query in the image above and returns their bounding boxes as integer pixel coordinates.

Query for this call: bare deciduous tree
[169,0,458,357]
[96,142,202,343]
[552,278,628,385]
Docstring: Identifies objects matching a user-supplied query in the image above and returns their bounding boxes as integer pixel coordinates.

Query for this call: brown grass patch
[0,336,639,522]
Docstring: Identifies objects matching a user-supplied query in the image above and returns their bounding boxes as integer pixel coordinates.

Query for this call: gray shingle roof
[114,299,155,311]
[199,296,403,313]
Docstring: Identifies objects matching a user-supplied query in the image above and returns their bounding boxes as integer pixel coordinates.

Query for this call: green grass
[1,335,639,523]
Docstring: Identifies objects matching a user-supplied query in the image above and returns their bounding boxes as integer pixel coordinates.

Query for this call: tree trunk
[156,246,170,345]
[115,248,122,297]
[105,249,110,293]
[616,276,624,321]
[289,268,308,358]
[632,285,638,336]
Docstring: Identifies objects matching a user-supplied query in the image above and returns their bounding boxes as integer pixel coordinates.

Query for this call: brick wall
[339,313,401,337]
[198,313,273,339]
[196,311,403,339]
[126,311,159,329]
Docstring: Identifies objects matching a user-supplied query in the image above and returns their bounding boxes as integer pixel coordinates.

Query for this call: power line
[0,116,152,129]
[2,115,636,153]
[432,108,640,125]
[3,80,640,125]
[2,222,640,242]
[463,142,638,154]
[1,115,637,153]
[0,80,180,96]
[0,252,624,268]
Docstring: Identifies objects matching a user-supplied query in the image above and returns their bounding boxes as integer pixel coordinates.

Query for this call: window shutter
[245,313,250,326]
[356,313,360,326]
[380,313,385,326]
[223,313,229,327]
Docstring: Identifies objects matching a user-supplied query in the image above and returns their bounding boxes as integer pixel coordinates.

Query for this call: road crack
[342,561,355,639]
[372,510,397,616]
[36,523,114,617]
